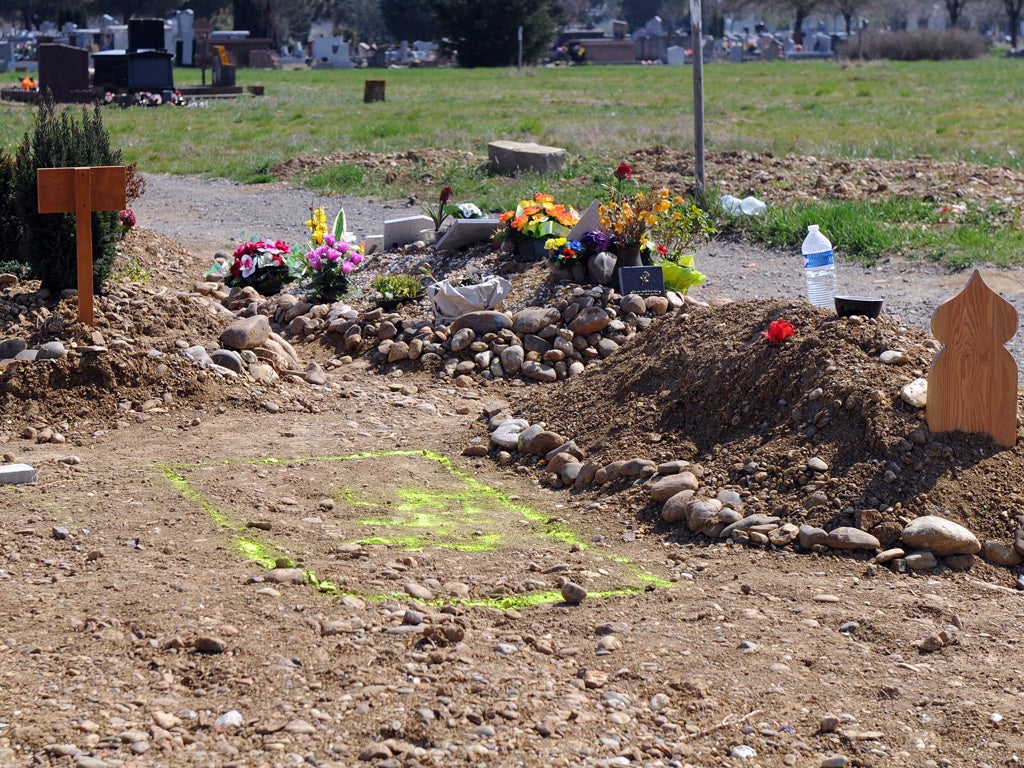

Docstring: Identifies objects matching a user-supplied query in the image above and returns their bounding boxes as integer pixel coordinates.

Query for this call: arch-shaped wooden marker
[928,269,1019,447]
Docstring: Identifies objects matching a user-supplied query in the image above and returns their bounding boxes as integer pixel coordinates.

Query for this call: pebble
[560,581,587,604]
[404,582,433,600]
[194,636,227,653]
[900,378,928,408]
[215,710,244,729]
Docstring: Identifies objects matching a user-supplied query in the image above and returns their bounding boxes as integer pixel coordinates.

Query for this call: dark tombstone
[364,80,385,103]
[618,265,665,297]
[128,18,165,51]
[37,44,90,101]
[126,50,174,91]
[92,50,129,91]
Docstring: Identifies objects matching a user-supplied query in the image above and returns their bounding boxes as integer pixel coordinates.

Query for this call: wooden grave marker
[37,165,126,326]
[927,269,1019,447]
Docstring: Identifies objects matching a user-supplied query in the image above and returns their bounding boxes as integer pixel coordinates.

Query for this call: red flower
[615,162,632,180]
[656,243,668,256]
[440,185,452,205]
[762,319,795,344]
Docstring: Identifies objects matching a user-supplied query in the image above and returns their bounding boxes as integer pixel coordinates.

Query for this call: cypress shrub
[0,151,29,279]
[13,92,122,293]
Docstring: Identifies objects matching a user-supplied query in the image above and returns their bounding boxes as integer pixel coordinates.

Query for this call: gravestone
[488,140,567,176]
[666,45,687,65]
[248,49,274,68]
[618,265,665,297]
[363,79,385,102]
[0,463,37,484]
[927,270,1018,447]
[38,44,90,101]
[128,18,164,50]
[567,201,602,240]
[37,165,126,326]
[126,50,174,91]
[383,214,433,248]
[434,218,500,251]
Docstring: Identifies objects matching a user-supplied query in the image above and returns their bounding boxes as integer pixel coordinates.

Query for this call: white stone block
[0,463,37,484]
[383,215,434,248]
[435,218,500,251]
[488,140,567,176]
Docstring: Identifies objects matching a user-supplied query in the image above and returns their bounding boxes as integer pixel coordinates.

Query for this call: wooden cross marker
[37,165,126,326]
[928,269,1019,447]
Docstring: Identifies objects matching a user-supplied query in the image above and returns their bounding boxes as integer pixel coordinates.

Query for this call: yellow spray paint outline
[156,449,673,609]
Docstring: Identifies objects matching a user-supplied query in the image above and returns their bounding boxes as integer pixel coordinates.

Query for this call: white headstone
[666,45,687,65]
[384,215,435,248]
[434,218,500,251]
[567,200,602,240]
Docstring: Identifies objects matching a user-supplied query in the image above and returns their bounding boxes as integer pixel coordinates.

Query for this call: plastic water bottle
[802,224,836,307]
[720,194,742,214]
[739,196,767,215]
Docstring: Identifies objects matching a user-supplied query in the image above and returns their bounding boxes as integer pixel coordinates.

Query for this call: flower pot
[512,236,549,263]
[425,276,513,323]
[249,266,292,296]
[616,243,644,268]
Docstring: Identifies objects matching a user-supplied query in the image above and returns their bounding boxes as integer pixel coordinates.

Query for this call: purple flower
[581,230,612,254]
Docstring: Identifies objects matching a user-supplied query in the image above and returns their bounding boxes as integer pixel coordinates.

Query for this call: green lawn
[4,57,1024,266]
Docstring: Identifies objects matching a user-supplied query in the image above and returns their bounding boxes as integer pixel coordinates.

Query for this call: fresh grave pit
[158,449,672,608]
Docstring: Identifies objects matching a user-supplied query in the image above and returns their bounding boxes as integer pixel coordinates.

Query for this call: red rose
[762,319,796,344]
[615,162,632,180]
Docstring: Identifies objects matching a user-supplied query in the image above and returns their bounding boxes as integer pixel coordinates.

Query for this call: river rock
[900,378,928,408]
[798,524,828,549]
[37,341,67,360]
[513,306,560,334]
[649,472,699,501]
[0,339,27,359]
[450,311,513,335]
[490,419,529,450]
[521,430,566,456]
[720,514,780,539]
[661,490,695,524]
[901,515,980,556]
[826,526,880,551]
[521,360,557,382]
[684,497,723,533]
[220,315,271,350]
[500,345,525,377]
[568,306,610,335]
[981,540,1024,567]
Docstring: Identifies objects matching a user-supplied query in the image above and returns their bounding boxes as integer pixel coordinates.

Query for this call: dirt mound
[520,299,1024,547]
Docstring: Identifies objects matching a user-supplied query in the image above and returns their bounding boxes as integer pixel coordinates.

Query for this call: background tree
[381,0,440,42]
[432,0,561,67]
[619,0,660,30]
[944,0,967,26]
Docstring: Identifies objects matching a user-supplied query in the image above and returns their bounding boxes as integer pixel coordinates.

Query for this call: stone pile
[200,280,699,385]
[489,414,1024,576]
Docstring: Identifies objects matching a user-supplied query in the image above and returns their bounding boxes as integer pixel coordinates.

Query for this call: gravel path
[135,173,1024,379]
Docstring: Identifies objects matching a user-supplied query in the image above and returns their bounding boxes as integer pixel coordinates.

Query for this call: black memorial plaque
[617,265,665,297]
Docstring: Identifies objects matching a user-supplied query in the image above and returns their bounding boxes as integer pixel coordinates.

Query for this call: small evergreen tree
[0,152,29,280]
[13,93,122,294]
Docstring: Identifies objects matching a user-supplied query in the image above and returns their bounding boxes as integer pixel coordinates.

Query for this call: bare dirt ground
[2,150,1024,768]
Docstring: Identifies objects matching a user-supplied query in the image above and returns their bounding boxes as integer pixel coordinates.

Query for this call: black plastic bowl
[834,295,883,318]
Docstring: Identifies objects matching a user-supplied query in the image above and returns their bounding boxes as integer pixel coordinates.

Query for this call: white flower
[457,203,482,219]
[240,255,256,278]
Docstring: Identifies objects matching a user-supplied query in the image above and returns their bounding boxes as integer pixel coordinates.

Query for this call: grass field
[3,57,1024,266]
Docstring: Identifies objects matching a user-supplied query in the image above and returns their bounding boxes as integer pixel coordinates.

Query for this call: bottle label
[804,250,834,269]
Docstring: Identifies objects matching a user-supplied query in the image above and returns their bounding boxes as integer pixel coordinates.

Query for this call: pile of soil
[521,299,1024,554]
[3,153,1024,768]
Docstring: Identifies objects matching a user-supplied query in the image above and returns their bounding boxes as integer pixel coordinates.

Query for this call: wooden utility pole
[690,0,706,197]
[37,165,126,326]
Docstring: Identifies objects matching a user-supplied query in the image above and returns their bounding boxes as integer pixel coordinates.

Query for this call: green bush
[13,93,123,293]
[855,29,989,61]
[0,152,23,274]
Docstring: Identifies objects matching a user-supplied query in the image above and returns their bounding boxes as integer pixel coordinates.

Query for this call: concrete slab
[488,140,567,176]
[0,463,37,484]
[435,218,500,251]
